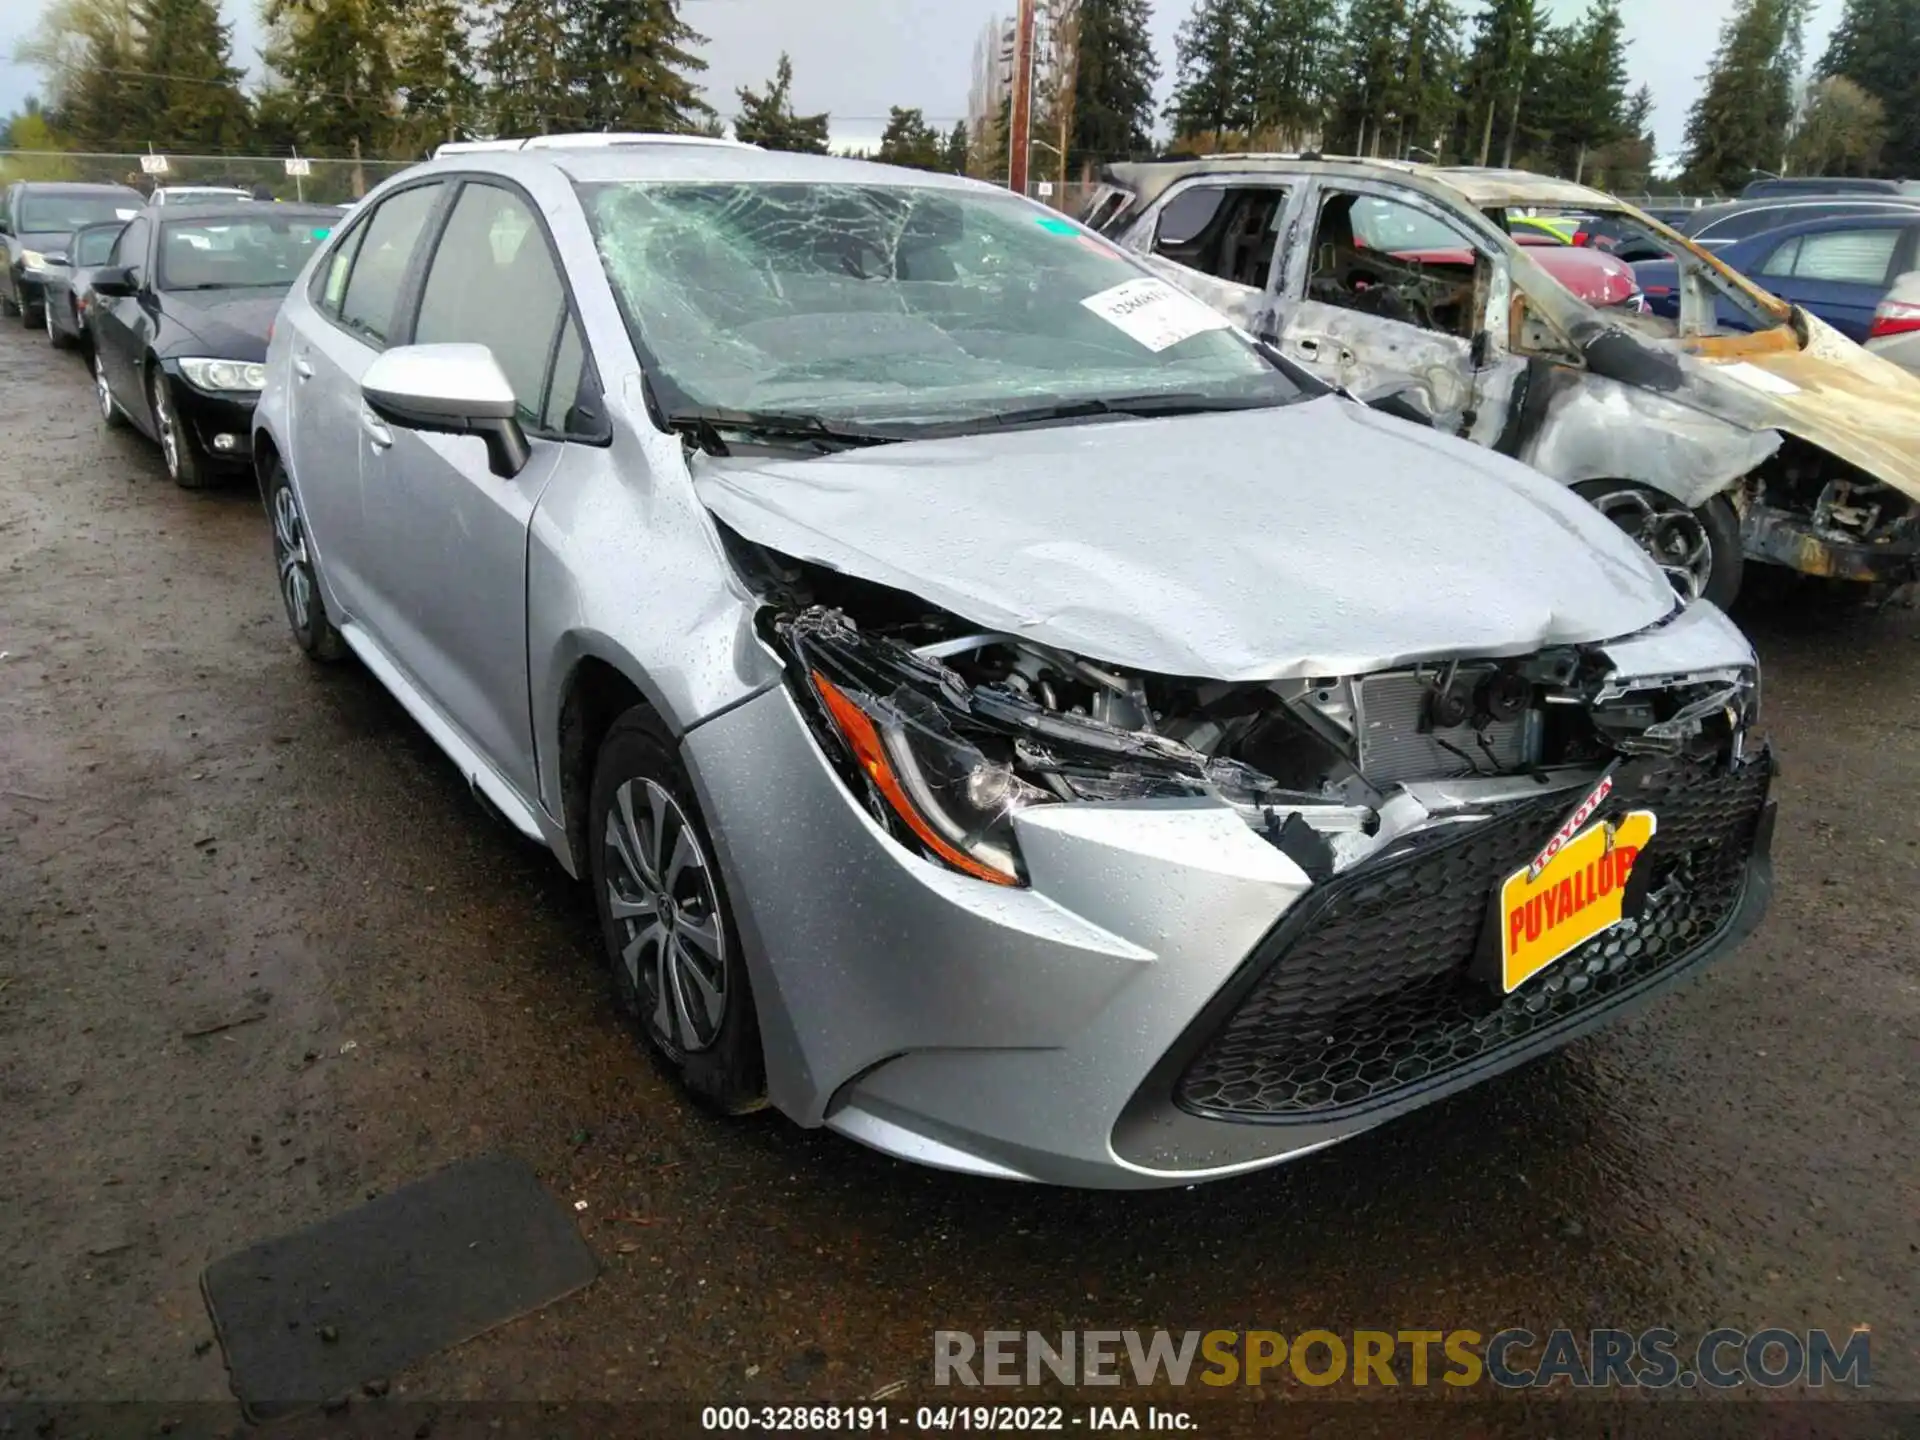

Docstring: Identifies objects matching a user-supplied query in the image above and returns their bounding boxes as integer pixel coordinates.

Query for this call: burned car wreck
[1086,157,1920,604]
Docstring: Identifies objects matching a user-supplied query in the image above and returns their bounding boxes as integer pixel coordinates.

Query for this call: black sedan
[0,181,144,327]
[41,220,127,350]
[88,203,340,487]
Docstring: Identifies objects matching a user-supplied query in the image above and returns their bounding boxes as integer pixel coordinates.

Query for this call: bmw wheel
[149,368,210,489]
[93,351,124,429]
[589,709,765,1114]
[1577,481,1744,609]
[267,459,345,662]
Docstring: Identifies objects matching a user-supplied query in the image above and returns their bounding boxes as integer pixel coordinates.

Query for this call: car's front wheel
[1576,480,1744,609]
[149,368,212,489]
[44,298,68,349]
[589,709,766,1115]
[266,459,345,662]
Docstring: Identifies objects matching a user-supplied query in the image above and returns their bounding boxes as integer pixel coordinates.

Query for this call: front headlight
[178,357,267,393]
[20,249,49,272]
[781,613,1055,886]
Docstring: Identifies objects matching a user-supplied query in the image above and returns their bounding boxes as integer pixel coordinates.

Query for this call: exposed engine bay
[745,547,1759,887]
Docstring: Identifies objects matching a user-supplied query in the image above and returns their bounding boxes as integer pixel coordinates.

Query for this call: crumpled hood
[695,397,1680,681]
[161,290,283,358]
[1686,316,1920,502]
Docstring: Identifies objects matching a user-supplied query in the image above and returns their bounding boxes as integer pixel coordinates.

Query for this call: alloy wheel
[603,778,728,1055]
[94,353,113,420]
[1587,486,1714,603]
[271,484,314,635]
[151,376,181,480]
[44,302,54,340]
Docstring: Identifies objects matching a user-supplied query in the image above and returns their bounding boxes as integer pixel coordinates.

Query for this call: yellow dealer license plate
[1497,807,1658,994]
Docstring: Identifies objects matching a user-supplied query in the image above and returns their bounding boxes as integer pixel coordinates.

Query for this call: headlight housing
[20,249,49,272]
[177,357,267,393]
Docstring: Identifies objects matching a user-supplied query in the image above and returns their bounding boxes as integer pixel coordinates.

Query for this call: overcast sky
[0,0,1848,158]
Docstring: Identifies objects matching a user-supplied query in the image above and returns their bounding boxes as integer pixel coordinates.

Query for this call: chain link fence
[0,150,415,204]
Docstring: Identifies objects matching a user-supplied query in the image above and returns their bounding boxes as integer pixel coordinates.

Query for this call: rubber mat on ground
[202,1153,597,1420]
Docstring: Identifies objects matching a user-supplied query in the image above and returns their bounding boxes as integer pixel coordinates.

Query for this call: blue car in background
[1634,210,1920,343]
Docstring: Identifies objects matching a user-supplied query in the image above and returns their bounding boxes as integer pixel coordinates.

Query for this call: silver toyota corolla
[253,139,1776,1189]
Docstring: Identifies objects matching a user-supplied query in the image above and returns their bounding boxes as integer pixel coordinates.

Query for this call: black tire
[0,289,17,317]
[149,367,212,489]
[1575,480,1745,609]
[93,350,125,430]
[266,459,346,663]
[20,293,43,329]
[589,709,766,1115]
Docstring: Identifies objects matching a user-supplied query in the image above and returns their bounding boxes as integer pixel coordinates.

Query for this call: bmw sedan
[253,140,1776,1189]
[89,202,341,486]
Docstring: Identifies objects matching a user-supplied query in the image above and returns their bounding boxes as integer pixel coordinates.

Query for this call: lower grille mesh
[1176,756,1772,1122]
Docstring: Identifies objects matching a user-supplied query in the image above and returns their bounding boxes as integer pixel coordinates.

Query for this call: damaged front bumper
[1742,504,1920,586]
[682,674,1776,1190]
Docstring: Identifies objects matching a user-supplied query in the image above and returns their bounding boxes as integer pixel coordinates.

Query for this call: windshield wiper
[908,390,1297,439]
[667,407,905,456]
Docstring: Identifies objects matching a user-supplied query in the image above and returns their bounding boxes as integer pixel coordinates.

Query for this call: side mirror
[361,343,531,479]
[45,251,69,267]
[90,265,136,298]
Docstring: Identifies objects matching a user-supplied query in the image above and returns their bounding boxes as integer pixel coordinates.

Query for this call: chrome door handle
[359,406,392,450]
[293,357,314,380]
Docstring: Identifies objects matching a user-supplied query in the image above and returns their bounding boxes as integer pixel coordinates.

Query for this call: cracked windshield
[582,181,1303,432]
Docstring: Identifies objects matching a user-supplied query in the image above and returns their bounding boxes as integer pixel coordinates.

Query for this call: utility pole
[1007,0,1037,195]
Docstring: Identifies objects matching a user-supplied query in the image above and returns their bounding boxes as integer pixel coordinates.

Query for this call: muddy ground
[0,317,1915,1433]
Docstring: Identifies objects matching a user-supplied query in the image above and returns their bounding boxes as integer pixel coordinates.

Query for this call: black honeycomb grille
[1176,756,1772,1123]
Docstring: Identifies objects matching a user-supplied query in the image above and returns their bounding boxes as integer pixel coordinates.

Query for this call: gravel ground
[0,317,1914,1433]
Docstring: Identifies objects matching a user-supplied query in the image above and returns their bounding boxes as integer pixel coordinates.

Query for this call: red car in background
[1363,227,1647,312]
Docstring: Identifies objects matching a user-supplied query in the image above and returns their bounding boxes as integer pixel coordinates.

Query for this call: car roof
[146,202,342,222]
[13,181,145,196]
[416,141,996,194]
[1099,155,1617,216]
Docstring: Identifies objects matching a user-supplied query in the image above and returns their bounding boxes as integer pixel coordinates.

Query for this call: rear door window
[1760,228,1902,286]
[1152,185,1289,289]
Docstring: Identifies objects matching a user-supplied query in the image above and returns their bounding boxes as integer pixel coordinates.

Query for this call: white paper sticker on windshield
[1712,361,1802,396]
[1080,278,1231,353]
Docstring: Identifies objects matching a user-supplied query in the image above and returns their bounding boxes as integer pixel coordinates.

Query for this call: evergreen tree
[390,0,481,154]
[481,0,572,135]
[1681,0,1810,192]
[1553,0,1631,182]
[944,119,970,174]
[1818,0,1920,175]
[1244,0,1340,143]
[1070,0,1160,167]
[132,0,252,151]
[18,0,144,150]
[1329,0,1407,157]
[1458,0,1539,166]
[876,106,944,170]
[733,52,830,153]
[1167,0,1255,139]
[260,0,399,160]
[567,0,713,132]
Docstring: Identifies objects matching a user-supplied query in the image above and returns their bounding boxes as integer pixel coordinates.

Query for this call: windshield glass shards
[579,180,1304,435]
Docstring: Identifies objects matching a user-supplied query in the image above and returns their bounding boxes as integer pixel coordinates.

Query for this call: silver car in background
[253,140,1776,1188]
